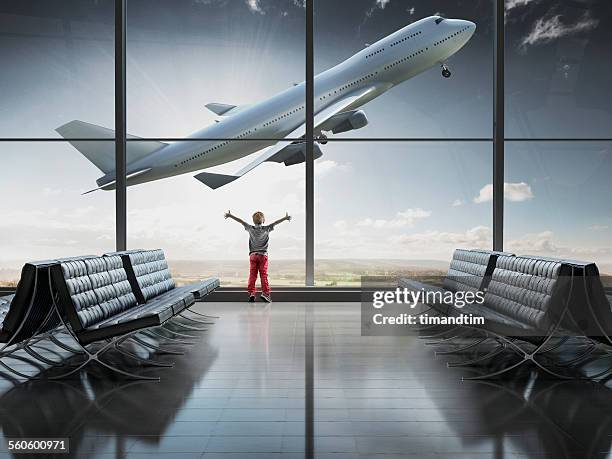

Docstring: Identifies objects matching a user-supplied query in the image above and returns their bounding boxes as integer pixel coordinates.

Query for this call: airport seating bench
[0,250,218,380]
[402,252,612,342]
[399,249,612,379]
[51,251,219,346]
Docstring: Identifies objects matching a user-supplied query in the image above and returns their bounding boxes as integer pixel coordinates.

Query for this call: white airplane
[58,16,476,192]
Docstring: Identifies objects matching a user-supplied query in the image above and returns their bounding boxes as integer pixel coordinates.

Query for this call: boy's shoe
[248,295,256,302]
[260,294,272,303]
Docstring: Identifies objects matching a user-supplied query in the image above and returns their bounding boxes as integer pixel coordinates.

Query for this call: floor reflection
[0,302,609,458]
[0,313,219,457]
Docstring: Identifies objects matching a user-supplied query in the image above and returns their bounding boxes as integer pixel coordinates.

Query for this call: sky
[0,0,610,274]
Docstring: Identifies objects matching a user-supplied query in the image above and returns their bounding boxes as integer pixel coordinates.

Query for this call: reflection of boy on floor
[225,210,291,303]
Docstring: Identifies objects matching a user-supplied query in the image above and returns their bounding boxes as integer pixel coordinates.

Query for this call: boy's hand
[224,210,232,219]
[285,212,292,222]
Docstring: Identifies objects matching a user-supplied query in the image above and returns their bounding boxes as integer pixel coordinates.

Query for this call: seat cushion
[484,255,568,331]
[53,256,138,332]
[443,249,501,294]
[189,278,220,299]
[148,287,195,315]
[127,250,175,303]
[78,304,174,345]
[88,299,175,330]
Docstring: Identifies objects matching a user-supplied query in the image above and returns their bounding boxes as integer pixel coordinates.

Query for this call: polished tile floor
[0,302,610,458]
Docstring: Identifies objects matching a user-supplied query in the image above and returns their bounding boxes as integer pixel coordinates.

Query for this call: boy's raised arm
[271,212,292,227]
[224,210,247,226]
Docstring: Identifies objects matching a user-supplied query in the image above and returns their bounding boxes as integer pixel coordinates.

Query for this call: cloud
[521,12,599,49]
[246,0,264,14]
[589,225,609,231]
[474,182,534,204]
[505,231,612,261]
[506,230,556,253]
[506,0,536,11]
[394,226,493,248]
[364,0,392,22]
[357,208,431,229]
[451,199,464,207]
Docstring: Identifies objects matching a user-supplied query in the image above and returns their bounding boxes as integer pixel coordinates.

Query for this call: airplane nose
[466,21,476,36]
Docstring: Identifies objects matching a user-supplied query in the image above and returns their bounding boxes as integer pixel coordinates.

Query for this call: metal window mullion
[305,0,314,287]
[115,0,127,251]
[493,0,504,251]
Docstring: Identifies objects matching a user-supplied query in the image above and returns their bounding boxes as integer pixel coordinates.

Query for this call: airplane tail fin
[56,120,115,173]
[56,120,167,174]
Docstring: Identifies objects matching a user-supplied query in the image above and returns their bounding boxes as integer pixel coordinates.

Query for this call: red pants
[248,253,270,295]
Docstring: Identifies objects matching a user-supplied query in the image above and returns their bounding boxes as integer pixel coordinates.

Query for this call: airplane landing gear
[317,134,328,145]
[441,64,451,78]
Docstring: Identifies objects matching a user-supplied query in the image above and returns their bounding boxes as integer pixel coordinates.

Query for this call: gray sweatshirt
[243,223,275,254]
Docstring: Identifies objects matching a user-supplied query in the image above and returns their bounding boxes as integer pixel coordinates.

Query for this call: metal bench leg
[177,313,214,325]
[424,329,472,345]
[447,342,506,367]
[164,322,208,332]
[22,344,65,366]
[185,308,219,319]
[152,327,199,340]
[538,336,571,354]
[419,325,462,340]
[141,330,196,345]
[129,336,185,355]
[113,344,174,368]
[435,337,489,356]
[48,337,160,381]
[49,334,85,355]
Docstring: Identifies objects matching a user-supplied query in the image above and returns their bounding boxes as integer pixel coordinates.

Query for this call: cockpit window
[435,17,445,24]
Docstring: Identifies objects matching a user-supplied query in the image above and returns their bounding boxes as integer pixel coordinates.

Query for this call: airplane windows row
[178,139,230,166]
[434,27,469,46]
[389,30,422,48]
[365,47,385,59]
[320,72,379,101]
[263,106,305,127]
[384,48,427,70]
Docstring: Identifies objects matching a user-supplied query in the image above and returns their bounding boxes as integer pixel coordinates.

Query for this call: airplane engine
[331,110,368,134]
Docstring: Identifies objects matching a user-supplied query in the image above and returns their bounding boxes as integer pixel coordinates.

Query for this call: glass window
[314,0,493,139]
[127,140,305,286]
[505,0,612,138]
[0,141,116,287]
[505,141,612,279]
[0,1,115,138]
[127,0,305,139]
[315,141,492,286]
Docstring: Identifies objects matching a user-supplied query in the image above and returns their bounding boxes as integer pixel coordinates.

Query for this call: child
[225,210,291,302]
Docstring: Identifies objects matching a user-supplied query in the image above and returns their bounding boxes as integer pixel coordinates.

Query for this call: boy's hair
[252,211,265,225]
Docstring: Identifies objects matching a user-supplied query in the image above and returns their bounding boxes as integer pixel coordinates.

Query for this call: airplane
[57,15,476,192]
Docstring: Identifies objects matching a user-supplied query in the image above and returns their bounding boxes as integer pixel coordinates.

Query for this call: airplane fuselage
[103,16,475,188]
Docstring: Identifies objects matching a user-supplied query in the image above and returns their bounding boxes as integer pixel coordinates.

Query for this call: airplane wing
[195,86,377,190]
